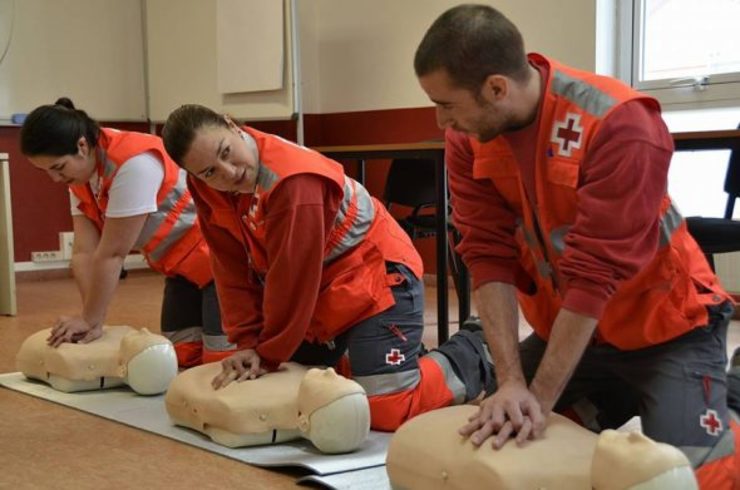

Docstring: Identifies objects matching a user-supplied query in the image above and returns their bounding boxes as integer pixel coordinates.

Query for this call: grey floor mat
[0,372,391,488]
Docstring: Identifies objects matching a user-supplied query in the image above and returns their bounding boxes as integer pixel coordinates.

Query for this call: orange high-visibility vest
[70,128,212,287]
[190,127,423,342]
[470,54,730,350]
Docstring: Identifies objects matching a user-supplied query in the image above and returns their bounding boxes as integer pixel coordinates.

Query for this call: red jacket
[463,55,730,349]
[70,128,213,287]
[188,127,423,367]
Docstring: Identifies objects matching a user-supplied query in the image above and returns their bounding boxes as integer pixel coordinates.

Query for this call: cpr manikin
[386,405,698,490]
[16,325,178,395]
[165,363,370,454]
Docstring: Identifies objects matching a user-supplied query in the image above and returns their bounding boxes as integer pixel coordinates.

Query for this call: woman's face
[28,136,96,185]
[181,122,259,194]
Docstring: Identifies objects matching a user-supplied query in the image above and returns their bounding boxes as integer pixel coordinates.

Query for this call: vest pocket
[546,157,579,188]
[312,244,387,340]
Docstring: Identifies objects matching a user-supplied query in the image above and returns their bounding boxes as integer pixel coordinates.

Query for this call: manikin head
[20,97,100,185]
[119,328,178,395]
[162,104,260,194]
[592,430,698,490]
[296,368,370,454]
[414,4,539,143]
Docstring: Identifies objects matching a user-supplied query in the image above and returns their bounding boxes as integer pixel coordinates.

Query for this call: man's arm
[528,309,598,415]
[459,282,546,448]
[445,129,545,446]
[530,101,673,418]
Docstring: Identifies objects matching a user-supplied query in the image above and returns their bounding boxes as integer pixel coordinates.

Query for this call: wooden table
[313,142,465,345]
[672,128,740,151]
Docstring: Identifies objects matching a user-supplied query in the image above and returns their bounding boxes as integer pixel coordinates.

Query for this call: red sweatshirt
[447,63,674,320]
[192,174,341,369]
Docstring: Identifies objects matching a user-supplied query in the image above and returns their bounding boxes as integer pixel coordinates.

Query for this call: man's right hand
[458,380,546,449]
[211,349,267,390]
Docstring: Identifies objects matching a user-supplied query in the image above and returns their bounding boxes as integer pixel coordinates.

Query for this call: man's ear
[481,74,509,102]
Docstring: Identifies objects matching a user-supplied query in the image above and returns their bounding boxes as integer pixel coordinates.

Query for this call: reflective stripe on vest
[551,69,618,118]
[353,369,421,396]
[544,201,683,262]
[325,176,375,262]
[133,169,198,261]
[659,201,683,247]
[100,154,117,178]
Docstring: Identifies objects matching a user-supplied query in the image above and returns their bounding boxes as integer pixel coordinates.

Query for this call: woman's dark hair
[414,4,530,92]
[162,104,229,166]
[20,97,101,156]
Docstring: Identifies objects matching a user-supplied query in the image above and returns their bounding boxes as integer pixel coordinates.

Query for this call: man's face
[418,69,509,142]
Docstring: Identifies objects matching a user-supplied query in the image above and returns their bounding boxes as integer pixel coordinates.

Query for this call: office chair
[685,130,740,271]
[383,158,470,325]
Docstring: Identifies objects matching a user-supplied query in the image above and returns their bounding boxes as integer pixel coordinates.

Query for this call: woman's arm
[48,214,147,347]
[70,214,100,302]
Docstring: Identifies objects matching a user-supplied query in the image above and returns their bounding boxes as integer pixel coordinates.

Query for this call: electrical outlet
[59,231,74,260]
[31,250,65,263]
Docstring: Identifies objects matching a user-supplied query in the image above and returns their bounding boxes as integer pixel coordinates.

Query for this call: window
[621,0,740,107]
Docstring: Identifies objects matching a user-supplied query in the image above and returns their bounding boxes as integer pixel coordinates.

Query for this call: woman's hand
[46,316,103,348]
[211,349,267,390]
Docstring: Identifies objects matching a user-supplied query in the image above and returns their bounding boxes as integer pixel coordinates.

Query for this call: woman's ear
[77,136,89,156]
[224,115,239,132]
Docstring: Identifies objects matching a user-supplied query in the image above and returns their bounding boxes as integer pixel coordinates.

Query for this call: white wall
[310,0,596,114]
[145,0,296,122]
[0,0,146,121]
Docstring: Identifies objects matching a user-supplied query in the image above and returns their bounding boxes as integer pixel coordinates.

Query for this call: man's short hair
[414,4,530,92]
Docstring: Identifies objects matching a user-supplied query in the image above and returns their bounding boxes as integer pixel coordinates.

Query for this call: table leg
[357,159,366,185]
[435,155,449,345]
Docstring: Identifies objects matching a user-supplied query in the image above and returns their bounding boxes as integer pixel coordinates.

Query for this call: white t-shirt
[70,152,165,218]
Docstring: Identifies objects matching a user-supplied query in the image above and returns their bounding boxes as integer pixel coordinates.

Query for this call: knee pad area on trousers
[433,330,494,401]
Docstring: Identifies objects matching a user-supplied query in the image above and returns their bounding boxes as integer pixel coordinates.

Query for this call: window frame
[620,0,740,108]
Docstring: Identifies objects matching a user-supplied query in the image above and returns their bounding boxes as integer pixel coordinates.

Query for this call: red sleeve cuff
[470,259,517,290]
[233,333,259,351]
[255,345,285,372]
[561,286,608,320]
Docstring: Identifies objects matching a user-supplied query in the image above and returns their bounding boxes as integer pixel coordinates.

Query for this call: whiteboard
[0,0,147,121]
[145,0,295,122]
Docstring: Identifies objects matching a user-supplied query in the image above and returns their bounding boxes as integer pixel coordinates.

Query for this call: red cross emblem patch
[699,408,723,436]
[551,112,583,157]
[385,348,405,366]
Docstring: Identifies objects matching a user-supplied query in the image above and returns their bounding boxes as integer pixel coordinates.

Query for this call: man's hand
[211,349,267,390]
[46,316,102,348]
[459,380,546,449]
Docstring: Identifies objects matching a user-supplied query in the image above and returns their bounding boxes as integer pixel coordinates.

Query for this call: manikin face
[418,69,512,143]
[28,136,96,185]
[181,121,259,194]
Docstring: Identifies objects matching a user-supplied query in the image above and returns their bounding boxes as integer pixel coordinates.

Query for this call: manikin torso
[386,405,698,490]
[16,325,178,395]
[165,363,371,454]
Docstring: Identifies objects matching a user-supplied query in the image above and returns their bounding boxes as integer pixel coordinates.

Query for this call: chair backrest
[383,158,438,209]
[722,123,740,219]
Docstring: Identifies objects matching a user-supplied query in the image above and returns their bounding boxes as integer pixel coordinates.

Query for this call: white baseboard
[14,254,151,272]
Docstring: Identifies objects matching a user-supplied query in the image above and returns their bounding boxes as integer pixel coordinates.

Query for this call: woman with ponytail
[19,98,235,367]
